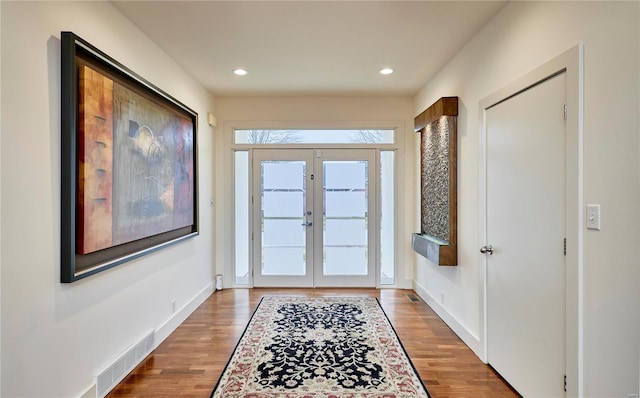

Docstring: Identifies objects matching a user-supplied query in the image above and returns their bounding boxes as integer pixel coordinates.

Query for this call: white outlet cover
[587,204,601,230]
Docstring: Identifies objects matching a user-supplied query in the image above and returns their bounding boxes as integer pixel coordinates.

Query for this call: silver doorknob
[480,245,493,255]
[302,221,313,227]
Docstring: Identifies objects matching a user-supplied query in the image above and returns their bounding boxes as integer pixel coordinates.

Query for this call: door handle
[302,221,313,227]
[480,245,494,255]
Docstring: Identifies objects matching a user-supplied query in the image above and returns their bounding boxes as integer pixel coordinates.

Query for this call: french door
[252,149,376,287]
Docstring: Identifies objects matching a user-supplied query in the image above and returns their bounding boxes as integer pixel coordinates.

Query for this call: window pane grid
[260,160,307,276]
[323,160,369,276]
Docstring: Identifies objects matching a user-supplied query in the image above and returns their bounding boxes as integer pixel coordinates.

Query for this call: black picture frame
[61,31,199,283]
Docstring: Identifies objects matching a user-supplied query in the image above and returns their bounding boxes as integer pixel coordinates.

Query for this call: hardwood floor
[108,288,519,397]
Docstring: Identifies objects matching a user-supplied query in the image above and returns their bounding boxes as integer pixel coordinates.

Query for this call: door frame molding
[226,121,405,290]
[478,44,584,396]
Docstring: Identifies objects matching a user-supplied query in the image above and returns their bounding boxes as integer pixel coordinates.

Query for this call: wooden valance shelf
[414,96,458,132]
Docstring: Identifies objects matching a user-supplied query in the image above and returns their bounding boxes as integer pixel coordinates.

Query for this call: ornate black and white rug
[211,296,430,397]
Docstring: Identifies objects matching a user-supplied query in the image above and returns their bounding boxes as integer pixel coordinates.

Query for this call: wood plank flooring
[108,288,519,397]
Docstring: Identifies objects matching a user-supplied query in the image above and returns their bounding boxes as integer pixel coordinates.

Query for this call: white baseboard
[412,280,482,358]
[78,385,95,398]
[396,277,413,289]
[155,281,215,345]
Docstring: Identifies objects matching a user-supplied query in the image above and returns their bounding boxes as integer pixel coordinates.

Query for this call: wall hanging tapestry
[211,296,430,397]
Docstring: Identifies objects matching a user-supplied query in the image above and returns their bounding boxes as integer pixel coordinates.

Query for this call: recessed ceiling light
[379,68,394,75]
[233,68,248,76]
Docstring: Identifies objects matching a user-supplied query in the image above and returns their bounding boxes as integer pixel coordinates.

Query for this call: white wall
[0,2,216,397]
[214,96,416,288]
[414,1,639,397]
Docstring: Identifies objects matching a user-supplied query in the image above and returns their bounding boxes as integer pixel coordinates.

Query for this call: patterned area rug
[211,296,430,397]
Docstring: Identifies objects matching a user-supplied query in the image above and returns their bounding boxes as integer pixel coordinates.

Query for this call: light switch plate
[587,204,601,230]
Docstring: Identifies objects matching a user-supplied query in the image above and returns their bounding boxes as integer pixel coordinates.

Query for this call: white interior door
[252,149,376,287]
[485,72,567,396]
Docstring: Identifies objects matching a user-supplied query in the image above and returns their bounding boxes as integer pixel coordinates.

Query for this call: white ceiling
[111,1,506,97]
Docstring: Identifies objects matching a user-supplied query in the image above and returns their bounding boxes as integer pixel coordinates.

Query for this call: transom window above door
[234,129,395,144]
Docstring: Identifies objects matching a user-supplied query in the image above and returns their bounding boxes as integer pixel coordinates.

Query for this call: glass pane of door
[253,150,314,287]
[323,161,368,275]
[261,160,306,275]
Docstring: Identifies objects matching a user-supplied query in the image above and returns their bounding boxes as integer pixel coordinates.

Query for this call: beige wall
[0,2,216,396]
[2,1,638,397]
[214,96,416,288]
[413,1,639,396]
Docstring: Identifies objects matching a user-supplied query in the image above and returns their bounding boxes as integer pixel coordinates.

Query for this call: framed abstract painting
[61,31,198,282]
